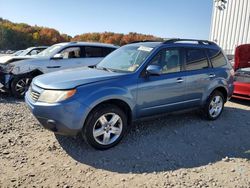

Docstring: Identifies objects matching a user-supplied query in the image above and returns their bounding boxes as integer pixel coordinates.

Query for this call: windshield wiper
[96,66,114,72]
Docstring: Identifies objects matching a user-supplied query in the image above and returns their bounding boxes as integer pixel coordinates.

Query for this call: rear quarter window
[208,49,227,68]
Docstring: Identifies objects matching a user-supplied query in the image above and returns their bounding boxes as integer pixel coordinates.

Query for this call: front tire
[10,75,33,99]
[82,104,127,150]
[204,91,225,120]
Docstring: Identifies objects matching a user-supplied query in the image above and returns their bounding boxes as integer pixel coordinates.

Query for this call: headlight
[38,89,76,103]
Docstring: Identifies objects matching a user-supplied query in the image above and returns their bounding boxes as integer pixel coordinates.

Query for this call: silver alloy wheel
[93,113,123,145]
[209,95,223,118]
[15,78,31,96]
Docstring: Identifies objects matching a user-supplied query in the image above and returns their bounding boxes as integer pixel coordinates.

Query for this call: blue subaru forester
[25,39,234,149]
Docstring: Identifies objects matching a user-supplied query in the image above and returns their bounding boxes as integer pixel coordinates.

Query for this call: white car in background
[0,46,48,64]
[0,42,118,98]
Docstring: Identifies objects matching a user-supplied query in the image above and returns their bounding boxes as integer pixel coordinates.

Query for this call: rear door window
[208,49,227,67]
[85,47,103,57]
[185,49,209,71]
[103,47,116,56]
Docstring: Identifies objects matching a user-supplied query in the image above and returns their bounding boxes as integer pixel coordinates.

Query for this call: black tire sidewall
[11,75,32,99]
[205,91,225,120]
[83,104,128,150]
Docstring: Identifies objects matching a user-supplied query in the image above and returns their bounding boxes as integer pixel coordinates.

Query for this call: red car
[232,44,250,100]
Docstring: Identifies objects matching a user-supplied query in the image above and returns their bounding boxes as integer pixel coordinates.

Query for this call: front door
[137,48,187,117]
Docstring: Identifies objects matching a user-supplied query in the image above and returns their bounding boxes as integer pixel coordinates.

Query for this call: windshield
[19,48,33,56]
[97,45,153,72]
[13,50,23,56]
[37,44,62,57]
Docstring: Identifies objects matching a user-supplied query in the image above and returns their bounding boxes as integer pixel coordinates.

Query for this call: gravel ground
[0,92,249,188]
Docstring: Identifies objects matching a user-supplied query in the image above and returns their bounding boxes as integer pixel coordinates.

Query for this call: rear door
[184,48,215,106]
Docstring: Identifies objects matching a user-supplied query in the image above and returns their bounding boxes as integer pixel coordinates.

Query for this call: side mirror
[146,65,162,76]
[52,53,63,60]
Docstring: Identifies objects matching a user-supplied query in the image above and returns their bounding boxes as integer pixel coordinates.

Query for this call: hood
[0,55,34,64]
[33,67,125,90]
[234,44,250,70]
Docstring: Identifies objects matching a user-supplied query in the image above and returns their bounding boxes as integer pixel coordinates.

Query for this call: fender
[201,78,229,105]
[77,86,137,127]
[11,64,44,75]
[6,69,44,89]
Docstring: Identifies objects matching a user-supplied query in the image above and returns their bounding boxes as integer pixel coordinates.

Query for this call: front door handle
[176,78,184,83]
[47,66,61,68]
[209,74,216,78]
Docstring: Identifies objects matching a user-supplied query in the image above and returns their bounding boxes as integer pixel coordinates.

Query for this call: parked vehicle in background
[25,39,234,150]
[5,50,14,54]
[18,46,48,56]
[232,44,250,100]
[0,46,48,64]
[0,42,118,98]
[12,50,24,56]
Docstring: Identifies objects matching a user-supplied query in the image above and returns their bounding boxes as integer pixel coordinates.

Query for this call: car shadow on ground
[0,92,22,104]
[230,98,250,106]
[56,105,250,174]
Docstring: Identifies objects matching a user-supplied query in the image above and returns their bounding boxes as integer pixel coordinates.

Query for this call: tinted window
[103,47,116,56]
[150,49,181,74]
[208,49,227,67]
[186,49,209,71]
[85,47,103,57]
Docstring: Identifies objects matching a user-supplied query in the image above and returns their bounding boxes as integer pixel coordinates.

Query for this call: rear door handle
[47,66,61,68]
[209,74,216,78]
[176,78,184,83]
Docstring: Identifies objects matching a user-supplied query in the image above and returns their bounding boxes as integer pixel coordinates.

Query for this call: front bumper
[25,89,91,136]
[0,72,12,90]
[232,82,250,100]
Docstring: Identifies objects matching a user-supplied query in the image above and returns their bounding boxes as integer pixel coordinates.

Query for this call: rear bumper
[232,82,250,100]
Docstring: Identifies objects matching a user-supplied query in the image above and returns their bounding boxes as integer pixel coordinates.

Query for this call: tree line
[0,18,163,50]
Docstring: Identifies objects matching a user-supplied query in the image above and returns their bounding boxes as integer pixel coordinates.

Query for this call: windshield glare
[37,45,62,57]
[97,45,153,72]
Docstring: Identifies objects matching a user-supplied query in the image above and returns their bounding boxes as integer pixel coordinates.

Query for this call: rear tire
[10,75,33,99]
[82,104,128,150]
[204,91,225,120]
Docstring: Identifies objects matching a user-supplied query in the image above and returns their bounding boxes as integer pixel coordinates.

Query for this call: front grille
[30,89,40,101]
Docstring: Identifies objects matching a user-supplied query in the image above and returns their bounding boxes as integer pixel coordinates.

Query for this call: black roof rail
[129,39,163,44]
[163,38,216,45]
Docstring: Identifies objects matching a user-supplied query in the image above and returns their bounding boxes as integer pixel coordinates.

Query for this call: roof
[128,39,221,50]
[57,42,119,48]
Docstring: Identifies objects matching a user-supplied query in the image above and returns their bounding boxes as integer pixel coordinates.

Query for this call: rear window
[186,49,209,71]
[208,49,227,68]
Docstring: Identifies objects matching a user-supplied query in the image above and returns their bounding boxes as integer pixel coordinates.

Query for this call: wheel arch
[206,86,228,103]
[9,69,43,85]
[83,98,133,129]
